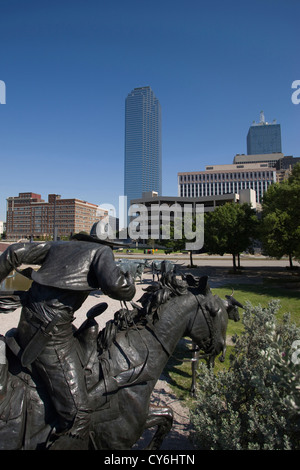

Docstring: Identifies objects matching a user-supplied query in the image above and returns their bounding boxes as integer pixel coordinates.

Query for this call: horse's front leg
[143,404,173,450]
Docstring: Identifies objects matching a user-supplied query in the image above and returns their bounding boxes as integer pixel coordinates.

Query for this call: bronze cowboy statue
[0,224,135,450]
[0,227,244,450]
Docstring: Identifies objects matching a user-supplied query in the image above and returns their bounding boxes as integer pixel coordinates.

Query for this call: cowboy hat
[71,222,130,248]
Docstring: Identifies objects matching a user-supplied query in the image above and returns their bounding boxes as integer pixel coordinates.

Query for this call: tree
[261,163,300,268]
[190,301,300,450]
[204,202,258,270]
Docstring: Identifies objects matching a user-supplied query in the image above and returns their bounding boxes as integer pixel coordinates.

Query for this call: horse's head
[183,275,227,355]
[184,275,243,364]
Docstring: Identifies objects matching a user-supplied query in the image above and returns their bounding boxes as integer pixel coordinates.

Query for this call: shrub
[190,300,300,450]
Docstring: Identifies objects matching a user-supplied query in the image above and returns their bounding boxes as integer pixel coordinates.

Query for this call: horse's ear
[197,275,209,292]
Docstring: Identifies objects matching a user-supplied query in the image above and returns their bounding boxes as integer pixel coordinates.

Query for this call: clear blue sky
[0,0,299,221]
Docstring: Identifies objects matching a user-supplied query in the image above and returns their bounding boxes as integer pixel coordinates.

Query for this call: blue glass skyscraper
[247,111,282,155]
[124,86,162,212]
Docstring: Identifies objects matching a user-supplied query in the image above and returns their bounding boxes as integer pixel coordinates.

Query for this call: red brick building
[6,192,107,239]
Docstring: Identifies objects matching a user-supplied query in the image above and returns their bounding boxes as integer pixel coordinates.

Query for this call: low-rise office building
[6,192,107,240]
[178,163,276,204]
[129,189,256,243]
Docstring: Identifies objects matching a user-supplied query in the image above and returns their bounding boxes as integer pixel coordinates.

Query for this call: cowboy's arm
[92,246,136,301]
[0,242,51,282]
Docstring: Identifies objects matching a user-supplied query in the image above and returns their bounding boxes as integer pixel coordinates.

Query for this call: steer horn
[225,289,244,309]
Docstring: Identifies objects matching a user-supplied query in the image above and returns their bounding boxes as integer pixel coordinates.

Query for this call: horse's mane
[97,306,144,354]
[138,272,189,318]
[97,273,190,354]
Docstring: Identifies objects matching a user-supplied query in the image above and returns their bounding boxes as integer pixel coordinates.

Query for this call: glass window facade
[124,86,162,210]
[247,123,282,155]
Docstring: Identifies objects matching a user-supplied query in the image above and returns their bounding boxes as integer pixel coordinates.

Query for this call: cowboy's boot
[48,409,91,450]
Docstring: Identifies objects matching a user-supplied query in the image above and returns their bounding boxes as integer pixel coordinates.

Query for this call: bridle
[168,291,220,363]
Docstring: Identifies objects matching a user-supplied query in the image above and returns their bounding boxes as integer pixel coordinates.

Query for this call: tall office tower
[247,111,282,155]
[124,86,162,215]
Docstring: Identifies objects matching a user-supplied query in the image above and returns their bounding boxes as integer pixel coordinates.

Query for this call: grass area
[213,283,300,330]
[163,282,300,403]
[163,338,235,406]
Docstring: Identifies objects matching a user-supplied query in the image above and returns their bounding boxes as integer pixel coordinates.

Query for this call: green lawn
[163,282,300,402]
[213,283,300,332]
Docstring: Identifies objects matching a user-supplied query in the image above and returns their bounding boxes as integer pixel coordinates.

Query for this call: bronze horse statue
[0,273,235,450]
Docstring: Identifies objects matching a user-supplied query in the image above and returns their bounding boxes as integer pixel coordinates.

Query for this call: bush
[190,300,300,450]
